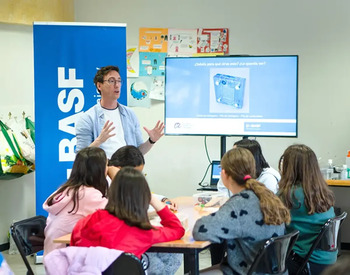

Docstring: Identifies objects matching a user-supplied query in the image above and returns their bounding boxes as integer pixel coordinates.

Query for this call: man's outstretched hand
[144,120,164,143]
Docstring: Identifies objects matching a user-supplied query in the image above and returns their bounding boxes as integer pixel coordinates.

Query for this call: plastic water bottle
[341,165,348,180]
[326,159,333,180]
[346,151,350,179]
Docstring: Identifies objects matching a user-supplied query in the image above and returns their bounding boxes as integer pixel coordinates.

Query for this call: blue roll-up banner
[33,22,127,216]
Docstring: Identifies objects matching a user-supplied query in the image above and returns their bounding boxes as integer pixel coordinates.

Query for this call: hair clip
[243,175,251,181]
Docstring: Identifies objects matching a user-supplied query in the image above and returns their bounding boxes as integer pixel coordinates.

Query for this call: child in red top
[71,167,185,259]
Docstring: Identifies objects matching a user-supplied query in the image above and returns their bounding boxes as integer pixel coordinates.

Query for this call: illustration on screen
[214,74,245,109]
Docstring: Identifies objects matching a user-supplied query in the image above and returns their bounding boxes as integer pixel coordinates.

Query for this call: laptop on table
[197,161,221,191]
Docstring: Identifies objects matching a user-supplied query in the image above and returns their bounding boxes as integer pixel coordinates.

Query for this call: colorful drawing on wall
[150,76,165,101]
[197,28,229,54]
[127,77,151,108]
[167,29,197,56]
[139,28,168,52]
[139,52,166,77]
[127,46,139,77]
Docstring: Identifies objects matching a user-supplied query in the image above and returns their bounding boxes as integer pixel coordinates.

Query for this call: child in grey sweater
[193,147,290,274]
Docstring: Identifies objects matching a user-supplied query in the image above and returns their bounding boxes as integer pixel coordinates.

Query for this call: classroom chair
[247,230,300,275]
[289,212,347,275]
[10,215,46,275]
[102,252,146,275]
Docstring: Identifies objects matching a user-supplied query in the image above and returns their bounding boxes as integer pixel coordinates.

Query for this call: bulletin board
[127,27,229,107]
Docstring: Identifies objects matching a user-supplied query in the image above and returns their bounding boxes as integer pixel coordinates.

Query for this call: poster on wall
[139,27,168,52]
[127,46,139,77]
[135,26,230,103]
[197,28,229,54]
[139,28,168,78]
[33,22,126,216]
[167,28,197,56]
[127,77,151,108]
[139,52,166,77]
[150,76,165,100]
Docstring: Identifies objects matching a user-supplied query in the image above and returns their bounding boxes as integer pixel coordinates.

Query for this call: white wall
[1,0,350,245]
[0,23,35,244]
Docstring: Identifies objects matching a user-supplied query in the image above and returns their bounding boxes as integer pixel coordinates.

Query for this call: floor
[2,248,213,275]
[3,250,45,275]
[3,248,350,274]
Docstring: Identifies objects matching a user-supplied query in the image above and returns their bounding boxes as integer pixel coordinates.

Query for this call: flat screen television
[164,55,298,137]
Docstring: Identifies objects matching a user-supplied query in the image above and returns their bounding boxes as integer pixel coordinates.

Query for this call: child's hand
[163,199,178,212]
[150,194,166,212]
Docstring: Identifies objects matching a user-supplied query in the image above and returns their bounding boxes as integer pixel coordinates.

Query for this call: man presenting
[76,65,164,158]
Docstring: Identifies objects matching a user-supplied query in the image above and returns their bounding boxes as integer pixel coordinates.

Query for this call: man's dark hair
[93,65,120,94]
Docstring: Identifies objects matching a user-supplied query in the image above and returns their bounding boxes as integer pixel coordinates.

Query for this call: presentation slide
[165,55,298,137]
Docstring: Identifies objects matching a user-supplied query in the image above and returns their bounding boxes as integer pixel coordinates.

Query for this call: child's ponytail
[245,178,290,225]
[221,147,290,226]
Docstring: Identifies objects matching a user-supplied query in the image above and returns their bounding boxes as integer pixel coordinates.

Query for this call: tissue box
[193,192,226,207]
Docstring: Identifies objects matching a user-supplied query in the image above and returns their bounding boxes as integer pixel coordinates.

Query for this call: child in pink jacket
[43,147,109,260]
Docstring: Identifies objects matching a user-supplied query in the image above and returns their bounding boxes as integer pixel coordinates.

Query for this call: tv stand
[220,136,226,159]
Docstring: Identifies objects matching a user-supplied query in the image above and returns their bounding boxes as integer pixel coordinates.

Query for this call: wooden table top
[53,234,71,244]
[327,180,350,187]
[53,196,213,249]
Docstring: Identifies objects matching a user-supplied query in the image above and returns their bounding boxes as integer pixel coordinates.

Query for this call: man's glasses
[104,77,123,86]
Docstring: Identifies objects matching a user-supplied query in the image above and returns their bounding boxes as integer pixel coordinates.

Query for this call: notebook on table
[197,161,221,191]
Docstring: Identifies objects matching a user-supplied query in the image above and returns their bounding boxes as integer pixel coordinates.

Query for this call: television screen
[164,55,298,137]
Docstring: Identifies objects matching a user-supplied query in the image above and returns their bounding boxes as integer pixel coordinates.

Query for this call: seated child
[43,147,109,259]
[71,167,185,274]
[278,144,336,275]
[108,145,177,211]
[107,145,182,274]
[214,139,281,265]
[217,139,280,196]
[193,147,290,274]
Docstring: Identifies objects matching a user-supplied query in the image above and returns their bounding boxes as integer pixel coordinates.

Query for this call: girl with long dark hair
[278,144,336,274]
[43,147,109,259]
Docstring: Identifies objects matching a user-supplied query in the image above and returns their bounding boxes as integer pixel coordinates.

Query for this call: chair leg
[12,235,35,275]
[334,207,342,256]
[210,243,226,265]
